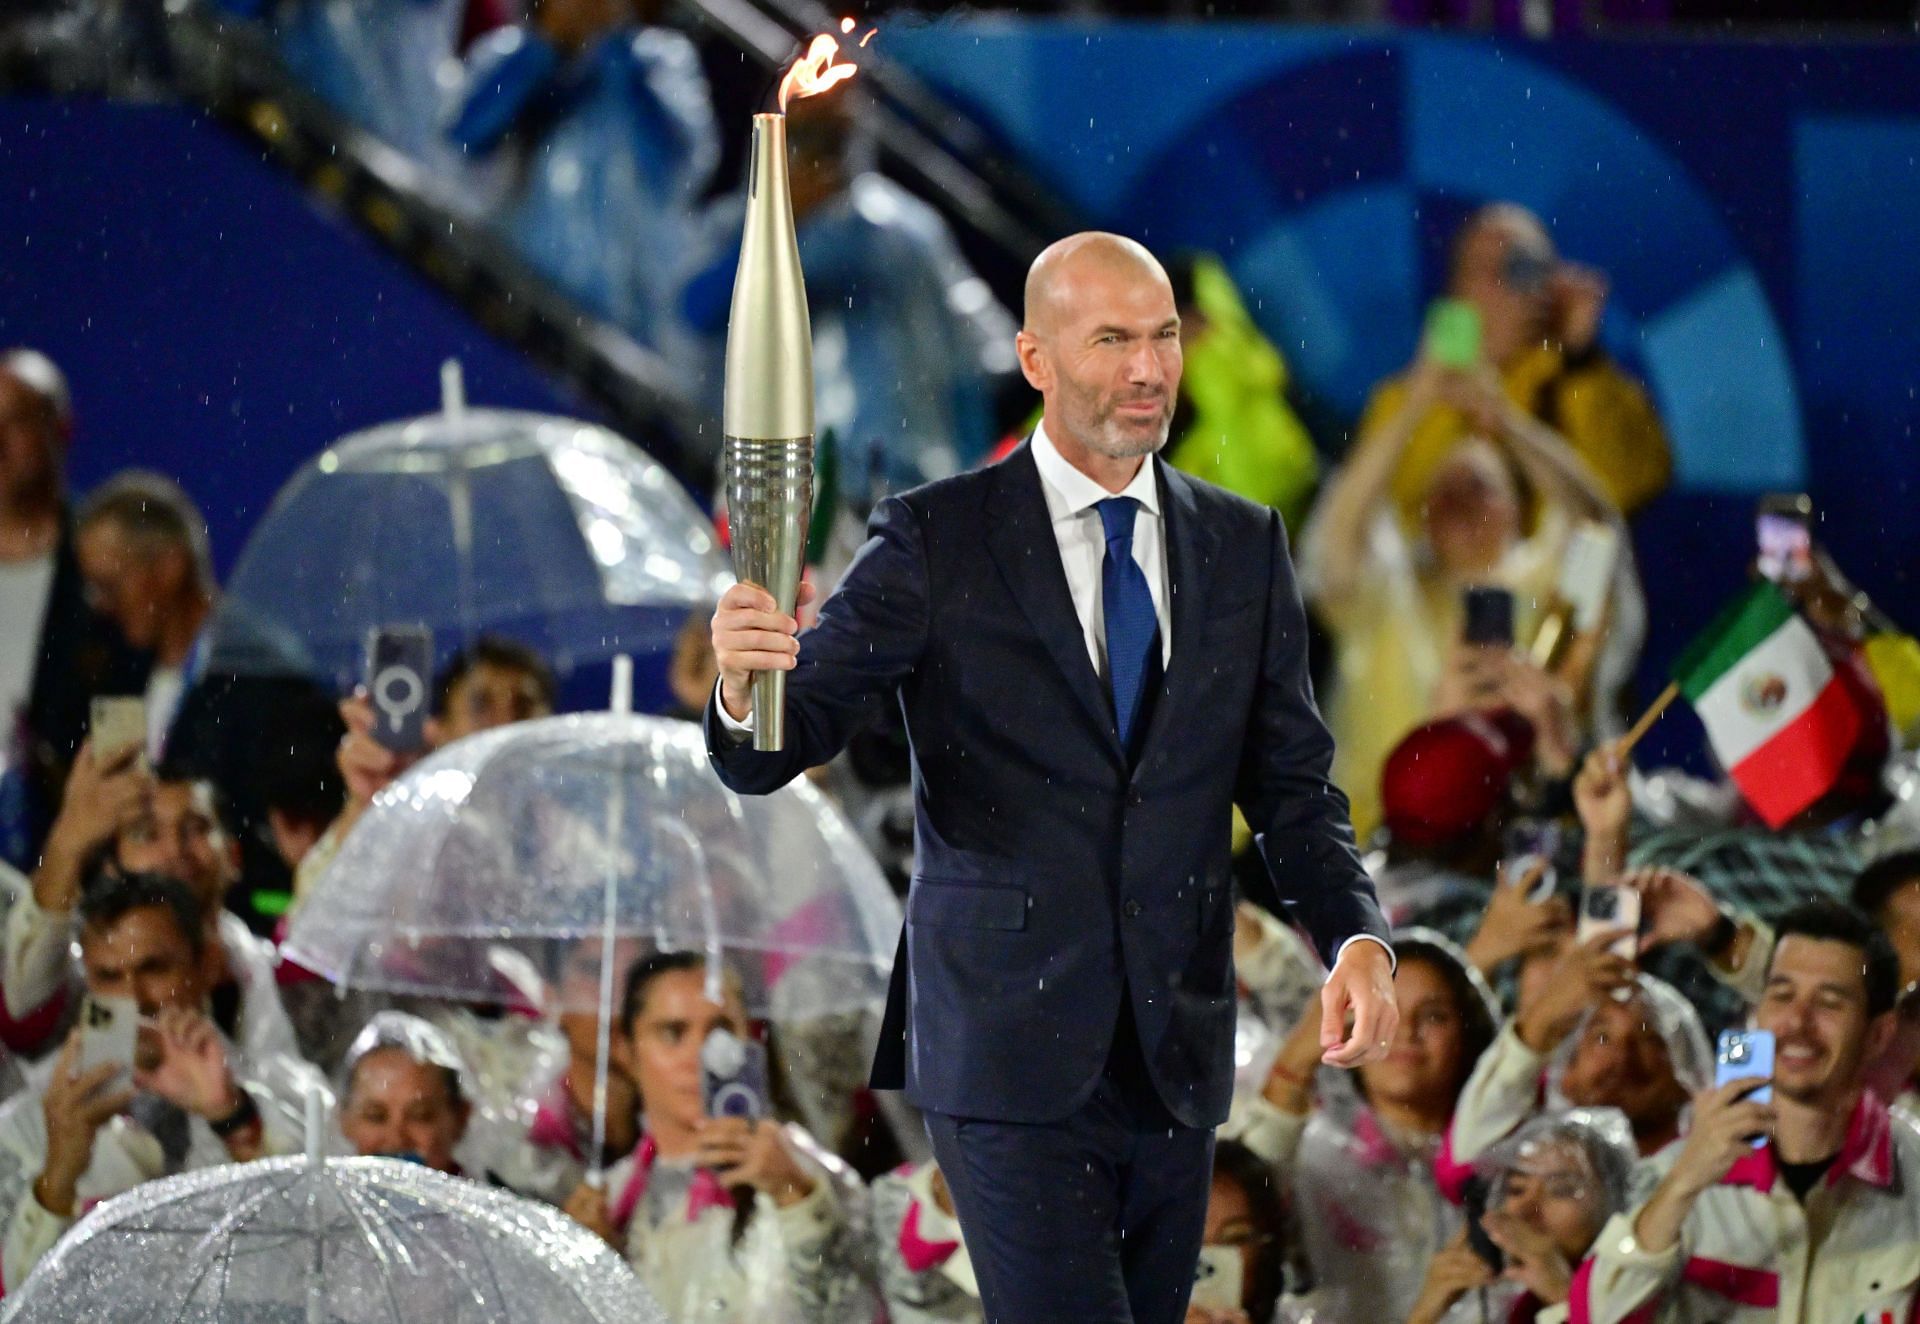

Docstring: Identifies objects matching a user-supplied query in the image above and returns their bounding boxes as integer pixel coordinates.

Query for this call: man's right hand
[1635,1077,1773,1253]
[36,1034,133,1217]
[711,581,816,723]
[38,740,148,913]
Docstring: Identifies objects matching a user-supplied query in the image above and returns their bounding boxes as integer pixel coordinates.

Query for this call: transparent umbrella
[211,365,730,686]
[0,1155,666,1324]
[283,711,902,1179]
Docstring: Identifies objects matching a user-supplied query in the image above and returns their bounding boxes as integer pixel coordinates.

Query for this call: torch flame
[777,32,859,113]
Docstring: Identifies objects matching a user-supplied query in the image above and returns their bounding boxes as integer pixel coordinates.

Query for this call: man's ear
[1015,330,1050,394]
[1864,1008,1900,1065]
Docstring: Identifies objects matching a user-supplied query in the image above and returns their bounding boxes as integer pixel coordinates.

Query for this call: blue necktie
[1097,497,1159,751]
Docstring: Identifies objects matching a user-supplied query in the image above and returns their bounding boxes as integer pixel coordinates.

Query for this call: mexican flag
[1673,583,1862,828]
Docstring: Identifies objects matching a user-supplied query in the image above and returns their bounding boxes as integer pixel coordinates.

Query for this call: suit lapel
[984,443,1125,762]
[1135,459,1217,765]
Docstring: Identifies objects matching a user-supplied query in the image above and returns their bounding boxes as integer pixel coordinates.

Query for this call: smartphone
[89,696,147,762]
[1462,586,1516,648]
[1461,1175,1504,1273]
[1502,820,1563,904]
[1716,1029,1775,1147]
[1577,884,1641,961]
[78,994,140,1083]
[1755,494,1813,584]
[700,1028,769,1122]
[365,625,434,754]
[1424,298,1483,370]
[1190,1244,1245,1311]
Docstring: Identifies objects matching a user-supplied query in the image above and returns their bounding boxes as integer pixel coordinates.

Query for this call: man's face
[80,905,207,1017]
[0,371,61,508]
[116,781,238,908]
[1757,934,1884,1105]
[434,663,552,744]
[1358,957,1468,1111]
[1020,259,1182,462]
[1557,997,1690,1142]
[77,520,173,650]
[624,967,749,1138]
[341,1048,470,1174]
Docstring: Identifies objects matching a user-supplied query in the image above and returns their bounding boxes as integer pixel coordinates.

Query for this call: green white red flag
[1671,583,1861,828]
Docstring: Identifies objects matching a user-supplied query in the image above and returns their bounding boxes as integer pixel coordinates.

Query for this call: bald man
[707,234,1394,1323]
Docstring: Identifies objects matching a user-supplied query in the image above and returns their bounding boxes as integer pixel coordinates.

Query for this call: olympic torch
[722,33,858,751]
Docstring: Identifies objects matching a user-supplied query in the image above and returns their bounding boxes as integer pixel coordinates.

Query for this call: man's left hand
[1320,940,1397,1068]
[134,1008,240,1121]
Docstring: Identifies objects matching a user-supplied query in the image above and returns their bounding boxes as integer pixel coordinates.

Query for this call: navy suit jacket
[705,442,1388,1129]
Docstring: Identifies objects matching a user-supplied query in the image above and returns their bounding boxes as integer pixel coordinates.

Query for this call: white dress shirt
[1028,420,1172,674]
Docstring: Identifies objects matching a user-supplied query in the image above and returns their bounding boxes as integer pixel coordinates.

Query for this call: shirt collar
[1718,1090,1897,1193]
[1031,420,1161,520]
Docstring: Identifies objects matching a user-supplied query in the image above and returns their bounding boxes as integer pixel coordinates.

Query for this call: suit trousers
[922,998,1215,1324]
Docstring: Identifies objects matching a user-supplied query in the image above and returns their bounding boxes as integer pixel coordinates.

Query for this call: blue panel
[1230,186,1421,422]
[884,20,1367,217]
[1638,267,1804,493]
[0,99,578,578]
[1405,37,1739,319]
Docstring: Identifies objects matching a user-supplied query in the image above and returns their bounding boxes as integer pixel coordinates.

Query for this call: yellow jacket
[1362,344,1672,523]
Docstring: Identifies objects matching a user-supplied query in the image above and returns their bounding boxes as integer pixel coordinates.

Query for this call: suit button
[1127,787,1143,808]
[1123,900,1142,919]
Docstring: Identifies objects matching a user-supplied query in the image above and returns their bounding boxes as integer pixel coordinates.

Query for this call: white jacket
[871,1160,982,1324]
[0,1046,319,1290]
[4,894,298,1066]
[604,1123,873,1324]
[1575,1091,1920,1324]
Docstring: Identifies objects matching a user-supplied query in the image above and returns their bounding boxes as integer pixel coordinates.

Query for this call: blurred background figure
[0,350,146,871]
[1163,253,1322,534]
[228,0,507,171]
[449,0,718,347]
[1365,203,1671,522]
[1408,1109,1637,1324]
[336,1011,475,1177]
[562,951,873,1322]
[677,91,1017,568]
[1302,343,1641,840]
[75,469,329,924]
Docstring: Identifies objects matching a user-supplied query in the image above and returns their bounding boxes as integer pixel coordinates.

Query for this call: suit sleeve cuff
[1333,933,1395,972]
[713,679,753,740]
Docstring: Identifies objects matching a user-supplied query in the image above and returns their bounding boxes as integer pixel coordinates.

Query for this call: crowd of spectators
[5,3,1920,1321]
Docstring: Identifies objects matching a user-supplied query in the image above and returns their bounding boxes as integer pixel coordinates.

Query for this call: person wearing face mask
[1410,1110,1637,1324]
[561,952,872,1324]
[1577,900,1920,1324]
